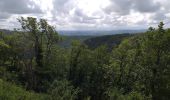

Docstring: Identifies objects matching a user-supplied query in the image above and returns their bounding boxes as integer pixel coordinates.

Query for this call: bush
[49,80,79,100]
[0,79,50,100]
[106,88,150,100]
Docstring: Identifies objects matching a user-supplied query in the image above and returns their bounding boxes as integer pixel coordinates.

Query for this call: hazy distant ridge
[58,29,146,36]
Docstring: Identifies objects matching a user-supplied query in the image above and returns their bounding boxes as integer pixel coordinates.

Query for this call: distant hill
[57,30,145,49]
[1,29,146,36]
[0,29,14,34]
[57,35,95,48]
[0,29,139,50]
[84,33,134,51]
[57,34,134,49]
[58,30,146,36]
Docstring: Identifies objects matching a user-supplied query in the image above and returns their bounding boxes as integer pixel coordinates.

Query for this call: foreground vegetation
[0,79,49,100]
[0,17,170,100]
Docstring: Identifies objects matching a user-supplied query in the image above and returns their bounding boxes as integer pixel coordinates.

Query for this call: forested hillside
[84,34,134,51]
[0,17,170,100]
[58,35,94,48]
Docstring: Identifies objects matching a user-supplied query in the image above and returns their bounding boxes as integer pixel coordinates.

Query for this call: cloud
[0,0,42,14]
[52,0,74,16]
[153,12,166,21]
[0,0,42,29]
[0,0,170,30]
[0,12,10,19]
[50,0,166,30]
[104,0,133,15]
[104,0,161,15]
[133,0,161,13]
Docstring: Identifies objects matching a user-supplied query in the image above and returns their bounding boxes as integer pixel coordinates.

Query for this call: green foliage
[0,40,9,48]
[0,79,50,100]
[84,34,133,51]
[1,18,170,100]
[49,80,79,100]
[106,88,148,100]
[68,40,113,99]
[139,22,170,100]
[109,22,170,100]
[16,17,61,92]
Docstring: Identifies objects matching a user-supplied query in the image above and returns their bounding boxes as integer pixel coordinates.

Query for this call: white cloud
[0,0,170,30]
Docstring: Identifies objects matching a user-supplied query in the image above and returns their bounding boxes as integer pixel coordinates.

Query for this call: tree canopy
[0,18,170,100]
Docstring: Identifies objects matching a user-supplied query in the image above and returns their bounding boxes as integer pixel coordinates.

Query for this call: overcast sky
[0,0,170,30]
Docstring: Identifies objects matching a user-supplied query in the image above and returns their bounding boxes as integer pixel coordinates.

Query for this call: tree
[108,22,170,100]
[18,17,60,92]
[140,22,170,100]
[89,45,111,100]
[50,80,79,100]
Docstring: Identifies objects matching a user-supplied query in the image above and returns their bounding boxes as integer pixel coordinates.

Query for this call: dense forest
[0,17,170,100]
[84,34,133,51]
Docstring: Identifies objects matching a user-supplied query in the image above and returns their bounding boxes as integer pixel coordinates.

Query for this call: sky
[0,0,170,30]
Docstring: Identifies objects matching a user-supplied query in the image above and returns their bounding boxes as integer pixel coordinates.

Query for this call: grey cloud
[0,12,10,19]
[70,14,97,24]
[0,0,42,14]
[53,0,73,15]
[54,0,70,8]
[1,0,170,30]
[104,0,161,15]
[104,0,133,15]
[74,8,85,17]
[52,1,101,25]
[0,0,43,29]
[72,8,102,24]
[133,0,161,13]
[153,12,166,21]
[74,8,101,21]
